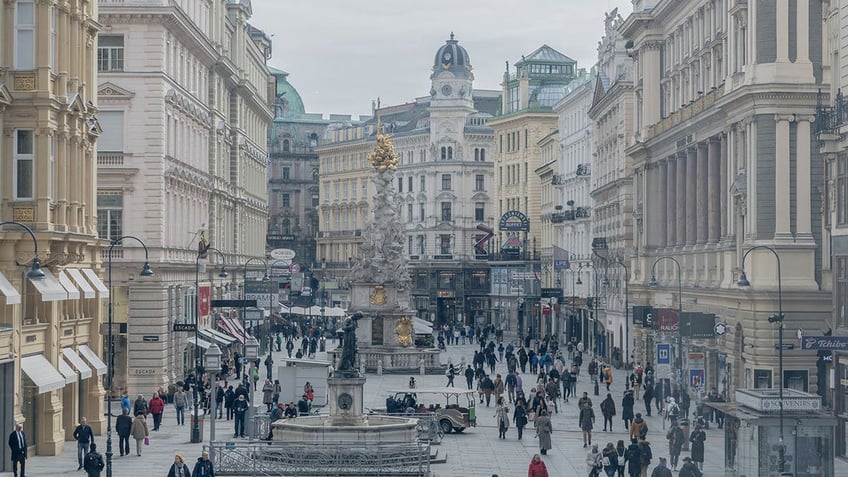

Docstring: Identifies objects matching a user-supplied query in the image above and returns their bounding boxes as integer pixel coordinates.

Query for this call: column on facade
[796,0,810,63]
[795,116,813,240]
[719,132,728,239]
[676,151,687,246]
[775,115,793,240]
[657,160,668,248]
[776,0,789,62]
[707,137,720,243]
[696,142,709,244]
[686,147,697,246]
[666,158,676,248]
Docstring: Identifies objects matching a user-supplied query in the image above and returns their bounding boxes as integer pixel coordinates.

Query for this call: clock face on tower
[441,85,452,96]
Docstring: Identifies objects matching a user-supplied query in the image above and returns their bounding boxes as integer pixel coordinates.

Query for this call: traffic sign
[173,323,196,332]
[290,263,301,273]
[714,322,727,336]
[211,299,257,308]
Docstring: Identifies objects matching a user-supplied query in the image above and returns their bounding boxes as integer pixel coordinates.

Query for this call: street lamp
[241,257,267,438]
[648,256,683,370]
[737,245,785,472]
[0,221,46,279]
[105,236,153,477]
[576,263,599,355]
[205,343,222,447]
[191,246,228,444]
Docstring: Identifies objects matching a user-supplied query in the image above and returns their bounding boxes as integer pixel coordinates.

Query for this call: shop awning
[20,355,66,394]
[81,269,109,298]
[0,272,21,304]
[62,348,92,379]
[58,271,81,300]
[217,317,250,344]
[66,269,95,299]
[29,270,68,301]
[57,357,77,384]
[78,344,107,375]
[186,337,212,349]
[199,328,233,347]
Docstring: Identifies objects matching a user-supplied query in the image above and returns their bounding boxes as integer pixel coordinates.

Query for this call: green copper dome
[269,66,305,116]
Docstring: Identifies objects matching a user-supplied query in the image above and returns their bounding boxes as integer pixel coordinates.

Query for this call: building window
[14,0,35,70]
[407,203,413,222]
[408,236,413,255]
[282,167,290,180]
[475,174,484,191]
[361,179,367,197]
[97,35,124,72]
[311,195,319,208]
[309,133,318,148]
[49,136,55,202]
[441,202,452,222]
[479,149,485,161]
[97,191,123,240]
[282,193,290,208]
[14,130,34,199]
[839,155,847,225]
[418,235,426,254]
[420,204,425,222]
[439,238,452,257]
[97,111,125,152]
[420,176,426,191]
[408,176,413,192]
[441,174,452,190]
[475,202,485,221]
[49,6,56,70]
[283,139,290,152]
[838,257,848,329]
[441,146,447,160]
[397,177,403,193]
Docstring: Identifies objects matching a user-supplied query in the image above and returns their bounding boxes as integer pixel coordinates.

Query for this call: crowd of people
[442,327,714,477]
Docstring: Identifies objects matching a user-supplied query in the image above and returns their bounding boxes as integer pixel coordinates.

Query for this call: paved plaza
[4,340,726,476]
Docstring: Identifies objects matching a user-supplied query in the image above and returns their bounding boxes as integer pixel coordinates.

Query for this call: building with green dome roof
[267,68,365,303]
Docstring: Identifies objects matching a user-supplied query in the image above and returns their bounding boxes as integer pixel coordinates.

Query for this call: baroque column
[774,115,793,241]
[676,151,687,246]
[696,142,708,244]
[686,147,697,246]
[707,137,721,243]
[718,133,728,240]
[658,160,668,248]
[666,158,677,248]
[795,115,813,241]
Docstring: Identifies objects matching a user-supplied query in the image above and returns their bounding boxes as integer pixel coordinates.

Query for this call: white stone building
[96,0,273,391]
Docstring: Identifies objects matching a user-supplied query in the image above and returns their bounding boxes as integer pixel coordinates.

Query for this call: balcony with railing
[97,152,125,166]
[816,89,847,136]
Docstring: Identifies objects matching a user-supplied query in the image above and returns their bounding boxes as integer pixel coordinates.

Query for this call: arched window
[474,148,479,161]
[441,147,447,160]
[282,139,290,152]
[480,149,485,161]
[309,133,319,148]
[282,219,291,235]
[447,147,453,160]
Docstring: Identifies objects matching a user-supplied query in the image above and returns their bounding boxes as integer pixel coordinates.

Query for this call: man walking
[73,417,94,471]
[8,422,27,477]
[115,409,133,457]
[83,443,104,477]
[666,419,685,471]
[233,395,248,438]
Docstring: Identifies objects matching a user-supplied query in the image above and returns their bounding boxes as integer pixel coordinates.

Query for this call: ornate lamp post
[105,236,153,477]
[205,343,222,448]
[737,245,785,472]
[0,221,45,279]
[241,257,267,437]
[191,246,228,444]
[576,263,599,355]
[603,260,629,365]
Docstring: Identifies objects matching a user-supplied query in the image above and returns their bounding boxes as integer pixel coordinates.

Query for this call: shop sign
[436,291,455,298]
[655,308,679,332]
[142,335,159,342]
[498,210,530,231]
[541,288,563,298]
[133,368,156,376]
[680,312,716,338]
[802,336,848,350]
[632,306,653,327]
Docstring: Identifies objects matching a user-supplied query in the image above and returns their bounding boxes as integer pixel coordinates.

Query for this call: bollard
[594,379,600,396]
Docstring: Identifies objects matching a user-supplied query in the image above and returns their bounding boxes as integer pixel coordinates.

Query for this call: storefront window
[438,272,456,289]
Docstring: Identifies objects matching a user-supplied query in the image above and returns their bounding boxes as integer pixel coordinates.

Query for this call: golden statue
[396,316,413,347]
[367,132,399,173]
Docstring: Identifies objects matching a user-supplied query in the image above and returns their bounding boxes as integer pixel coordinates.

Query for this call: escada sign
[802,336,848,350]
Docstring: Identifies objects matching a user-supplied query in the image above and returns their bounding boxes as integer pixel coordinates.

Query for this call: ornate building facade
[96,0,273,392]
[0,0,107,461]
[316,35,499,327]
[623,0,830,406]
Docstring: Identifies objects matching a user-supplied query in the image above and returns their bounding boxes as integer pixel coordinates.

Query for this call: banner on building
[553,246,571,270]
[679,312,717,339]
[632,306,653,327]
[198,284,211,325]
[654,308,679,332]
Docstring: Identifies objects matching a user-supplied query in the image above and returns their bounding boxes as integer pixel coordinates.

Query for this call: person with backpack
[629,413,648,442]
[505,371,517,403]
[649,456,672,477]
[666,419,686,471]
[445,364,456,387]
[603,366,614,391]
[600,393,616,432]
[637,440,653,477]
[624,438,641,477]
[82,443,104,477]
[678,456,703,477]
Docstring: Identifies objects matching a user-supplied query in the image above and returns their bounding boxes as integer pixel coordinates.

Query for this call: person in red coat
[528,453,549,477]
[148,393,165,431]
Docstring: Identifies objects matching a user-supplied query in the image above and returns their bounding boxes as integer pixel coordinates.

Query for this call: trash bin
[190,415,205,443]
[680,418,690,451]
[468,406,476,424]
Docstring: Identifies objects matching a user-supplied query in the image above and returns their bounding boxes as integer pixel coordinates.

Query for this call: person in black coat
[115,409,133,457]
[83,443,104,477]
[621,390,635,431]
[8,422,27,477]
[464,365,475,390]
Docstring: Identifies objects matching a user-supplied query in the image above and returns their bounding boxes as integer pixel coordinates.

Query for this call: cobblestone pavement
[4,339,726,476]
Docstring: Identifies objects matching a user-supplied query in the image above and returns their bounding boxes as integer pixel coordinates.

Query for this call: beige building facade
[0,0,110,462]
[623,0,830,404]
[96,0,273,392]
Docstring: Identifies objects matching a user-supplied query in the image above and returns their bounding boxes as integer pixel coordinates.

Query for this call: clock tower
[429,33,475,153]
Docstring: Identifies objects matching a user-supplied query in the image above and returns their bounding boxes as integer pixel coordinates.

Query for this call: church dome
[431,33,472,79]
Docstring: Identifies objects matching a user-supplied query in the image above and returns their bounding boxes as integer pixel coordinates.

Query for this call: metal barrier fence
[367,412,442,444]
[206,441,431,476]
[250,414,270,440]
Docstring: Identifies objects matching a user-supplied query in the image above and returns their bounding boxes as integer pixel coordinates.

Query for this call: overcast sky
[249,0,633,117]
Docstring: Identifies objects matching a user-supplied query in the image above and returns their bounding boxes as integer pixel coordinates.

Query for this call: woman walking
[130,413,148,456]
[586,444,602,477]
[166,453,191,477]
[600,393,616,432]
[535,409,553,455]
[621,390,635,431]
[527,453,549,477]
[602,442,619,477]
[615,440,627,477]
[579,402,596,448]
[494,397,510,439]
[513,401,528,440]
[688,425,706,472]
